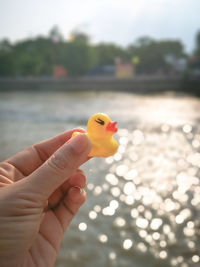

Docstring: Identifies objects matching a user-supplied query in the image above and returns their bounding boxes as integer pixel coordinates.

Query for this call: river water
[0,91,200,267]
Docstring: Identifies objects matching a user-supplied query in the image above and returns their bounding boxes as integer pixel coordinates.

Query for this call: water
[0,91,200,267]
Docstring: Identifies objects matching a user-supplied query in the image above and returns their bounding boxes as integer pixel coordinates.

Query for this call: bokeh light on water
[77,124,200,267]
[0,91,200,266]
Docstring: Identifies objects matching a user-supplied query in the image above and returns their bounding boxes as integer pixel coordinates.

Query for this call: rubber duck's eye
[95,118,105,125]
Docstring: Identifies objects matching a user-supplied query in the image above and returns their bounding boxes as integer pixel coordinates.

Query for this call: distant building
[189,56,200,68]
[188,56,200,78]
[86,65,115,77]
[53,65,67,78]
[115,58,134,78]
[164,55,187,73]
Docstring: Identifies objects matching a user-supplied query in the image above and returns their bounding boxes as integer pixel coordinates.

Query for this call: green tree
[63,42,91,76]
[194,30,200,56]
[128,37,185,74]
[60,32,97,76]
[70,31,89,44]
[0,30,189,77]
[0,39,14,76]
[49,26,63,43]
[94,43,128,65]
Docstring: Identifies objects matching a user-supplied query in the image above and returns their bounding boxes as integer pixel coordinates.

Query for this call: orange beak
[106,121,118,133]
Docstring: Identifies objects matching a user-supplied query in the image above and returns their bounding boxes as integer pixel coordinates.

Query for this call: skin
[0,129,91,267]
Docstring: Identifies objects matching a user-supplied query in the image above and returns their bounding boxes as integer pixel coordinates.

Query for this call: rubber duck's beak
[106,121,118,133]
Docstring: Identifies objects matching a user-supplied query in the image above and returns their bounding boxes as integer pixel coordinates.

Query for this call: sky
[0,0,200,53]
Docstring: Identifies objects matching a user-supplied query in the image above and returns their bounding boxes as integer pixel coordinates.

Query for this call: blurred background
[0,0,200,266]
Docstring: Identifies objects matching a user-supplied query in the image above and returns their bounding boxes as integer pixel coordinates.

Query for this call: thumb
[26,134,91,199]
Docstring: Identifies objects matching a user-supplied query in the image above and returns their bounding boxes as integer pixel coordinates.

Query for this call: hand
[0,129,91,267]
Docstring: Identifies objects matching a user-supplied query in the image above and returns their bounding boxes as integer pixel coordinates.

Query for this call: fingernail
[80,187,85,195]
[73,186,84,195]
[77,127,85,132]
[69,134,91,154]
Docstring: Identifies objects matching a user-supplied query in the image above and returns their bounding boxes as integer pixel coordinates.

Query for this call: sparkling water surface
[0,91,200,267]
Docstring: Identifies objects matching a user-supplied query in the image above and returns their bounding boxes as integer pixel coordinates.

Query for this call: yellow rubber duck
[72,113,118,157]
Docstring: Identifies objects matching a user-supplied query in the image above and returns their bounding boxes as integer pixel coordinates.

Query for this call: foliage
[193,31,200,56]
[187,31,200,71]
[128,36,185,74]
[0,27,198,77]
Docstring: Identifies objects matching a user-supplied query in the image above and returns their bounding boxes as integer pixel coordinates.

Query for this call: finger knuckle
[77,169,85,176]
[47,146,77,174]
[47,153,68,173]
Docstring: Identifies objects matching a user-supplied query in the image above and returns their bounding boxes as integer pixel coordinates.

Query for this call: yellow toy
[72,113,118,157]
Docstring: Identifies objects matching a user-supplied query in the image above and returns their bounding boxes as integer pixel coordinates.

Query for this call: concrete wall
[0,77,199,95]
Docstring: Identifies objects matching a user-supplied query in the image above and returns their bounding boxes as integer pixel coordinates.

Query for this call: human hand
[0,129,91,267]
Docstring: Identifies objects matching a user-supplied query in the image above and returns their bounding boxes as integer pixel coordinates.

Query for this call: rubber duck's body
[73,113,118,157]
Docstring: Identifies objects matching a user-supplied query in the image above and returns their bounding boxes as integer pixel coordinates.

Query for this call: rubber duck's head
[87,113,118,138]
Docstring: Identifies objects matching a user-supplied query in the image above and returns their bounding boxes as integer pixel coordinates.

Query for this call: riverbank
[0,76,200,95]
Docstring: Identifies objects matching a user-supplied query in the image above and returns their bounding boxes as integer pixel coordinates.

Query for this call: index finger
[6,128,86,177]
